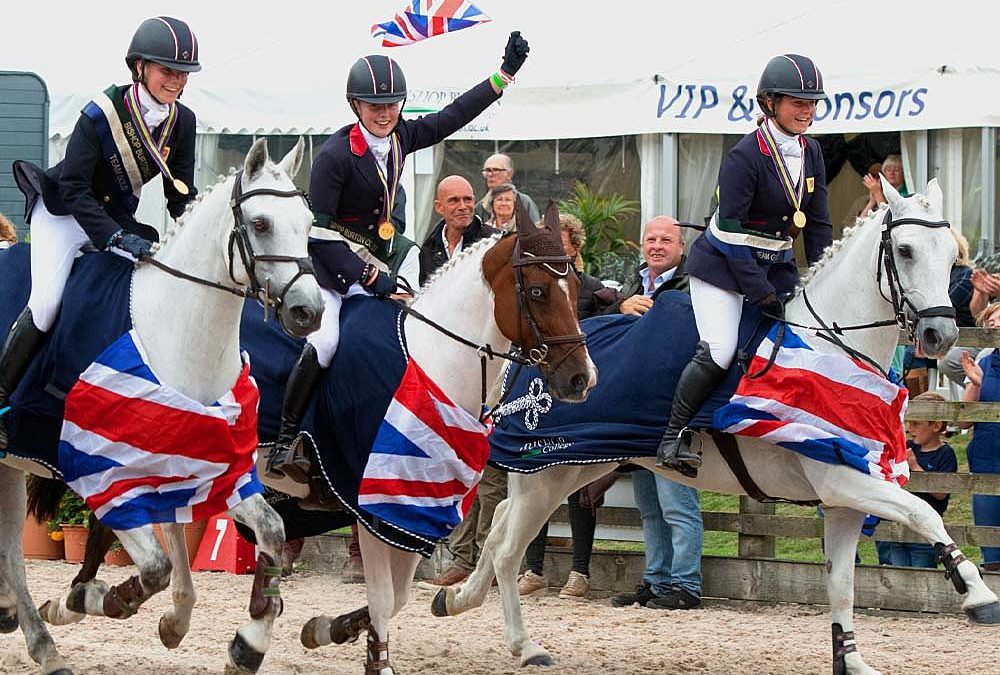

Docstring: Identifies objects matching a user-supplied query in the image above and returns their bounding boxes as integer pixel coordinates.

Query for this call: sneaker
[342,555,365,584]
[424,565,469,587]
[517,570,548,596]
[645,587,702,610]
[558,571,590,600]
[610,581,656,608]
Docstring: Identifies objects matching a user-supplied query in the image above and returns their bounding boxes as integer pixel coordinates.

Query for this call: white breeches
[689,276,743,369]
[26,201,93,332]
[306,283,371,368]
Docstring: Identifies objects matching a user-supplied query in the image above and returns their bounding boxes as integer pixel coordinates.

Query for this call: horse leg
[225,494,285,674]
[38,515,116,627]
[809,463,1000,622]
[823,507,882,675]
[359,527,397,675]
[0,464,72,674]
[156,523,194,649]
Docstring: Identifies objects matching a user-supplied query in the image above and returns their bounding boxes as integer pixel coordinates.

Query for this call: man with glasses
[474,153,540,225]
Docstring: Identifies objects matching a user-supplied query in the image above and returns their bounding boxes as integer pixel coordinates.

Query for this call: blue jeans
[973,494,1000,565]
[877,541,938,568]
[632,470,703,597]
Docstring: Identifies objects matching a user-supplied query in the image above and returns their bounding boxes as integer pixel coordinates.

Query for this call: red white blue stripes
[358,359,490,541]
[371,1,491,47]
[59,330,262,530]
[713,324,910,486]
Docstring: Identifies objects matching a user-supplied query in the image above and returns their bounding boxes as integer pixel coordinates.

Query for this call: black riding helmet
[756,54,824,117]
[125,16,201,80]
[347,55,407,104]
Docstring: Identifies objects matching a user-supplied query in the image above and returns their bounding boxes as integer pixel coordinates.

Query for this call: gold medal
[378,222,395,241]
[173,178,189,195]
[793,210,807,229]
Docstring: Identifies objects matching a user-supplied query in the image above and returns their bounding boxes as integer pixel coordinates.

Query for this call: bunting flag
[358,359,490,541]
[59,330,263,530]
[713,323,910,486]
[371,1,491,47]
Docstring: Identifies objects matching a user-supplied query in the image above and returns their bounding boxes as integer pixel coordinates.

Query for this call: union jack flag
[713,324,910,486]
[358,359,490,542]
[371,0,491,48]
[59,330,263,530]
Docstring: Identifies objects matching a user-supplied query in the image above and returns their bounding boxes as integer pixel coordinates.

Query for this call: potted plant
[51,491,91,563]
[22,514,64,560]
[104,540,133,566]
[558,182,640,282]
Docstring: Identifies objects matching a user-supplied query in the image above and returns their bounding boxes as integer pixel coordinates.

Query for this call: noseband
[143,169,315,323]
[510,240,588,371]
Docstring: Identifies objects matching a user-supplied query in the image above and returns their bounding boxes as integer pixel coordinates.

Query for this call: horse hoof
[158,615,184,649]
[966,600,1000,625]
[300,616,326,650]
[431,588,449,617]
[228,631,266,673]
[522,653,554,667]
[0,607,17,633]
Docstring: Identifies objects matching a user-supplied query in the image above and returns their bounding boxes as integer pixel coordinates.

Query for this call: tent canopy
[16,0,1000,139]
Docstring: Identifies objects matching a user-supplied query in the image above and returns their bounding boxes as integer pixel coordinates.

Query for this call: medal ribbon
[758,120,805,213]
[373,135,402,225]
[123,83,181,187]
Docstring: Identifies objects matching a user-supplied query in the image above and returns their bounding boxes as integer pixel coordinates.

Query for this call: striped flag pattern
[59,330,263,530]
[713,324,910,486]
[371,0,491,47]
[359,359,490,541]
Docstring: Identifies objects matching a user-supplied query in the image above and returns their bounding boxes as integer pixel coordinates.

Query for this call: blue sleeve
[57,114,122,248]
[949,266,973,311]
[396,80,500,154]
[309,149,346,221]
[802,141,833,265]
[718,144,776,303]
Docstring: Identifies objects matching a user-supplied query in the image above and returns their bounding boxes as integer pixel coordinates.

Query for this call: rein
[141,169,315,324]
[743,210,956,380]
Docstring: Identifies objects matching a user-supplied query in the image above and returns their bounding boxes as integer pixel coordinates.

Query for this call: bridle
[510,239,588,372]
[142,169,315,326]
[746,209,956,379]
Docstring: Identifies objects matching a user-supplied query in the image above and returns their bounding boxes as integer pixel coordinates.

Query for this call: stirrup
[299,469,345,512]
[266,436,312,484]
[656,428,701,478]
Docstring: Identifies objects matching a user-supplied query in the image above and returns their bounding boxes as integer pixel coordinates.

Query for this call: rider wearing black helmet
[655,54,833,477]
[0,16,200,449]
[265,32,531,484]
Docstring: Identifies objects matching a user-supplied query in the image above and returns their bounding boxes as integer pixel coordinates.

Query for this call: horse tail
[26,475,67,524]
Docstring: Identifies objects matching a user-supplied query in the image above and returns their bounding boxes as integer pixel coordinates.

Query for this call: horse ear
[513,194,533,236]
[541,200,562,243]
[879,173,903,208]
[925,177,944,214]
[244,138,270,182]
[279,137,306,179]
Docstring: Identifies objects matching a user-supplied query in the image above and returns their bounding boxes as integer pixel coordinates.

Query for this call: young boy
[877,391,958,567]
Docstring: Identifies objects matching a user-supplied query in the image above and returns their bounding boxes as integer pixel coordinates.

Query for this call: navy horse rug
[245,296,490,556]
[490,289,910,487]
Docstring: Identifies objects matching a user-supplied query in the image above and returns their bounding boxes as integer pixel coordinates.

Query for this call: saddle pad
[489,290,770,473]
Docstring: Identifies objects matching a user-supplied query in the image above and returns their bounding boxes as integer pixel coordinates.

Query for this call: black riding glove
[500,31,530,77]
[107,230,152,259]
[364,270,397,298]
[757,293,784,319]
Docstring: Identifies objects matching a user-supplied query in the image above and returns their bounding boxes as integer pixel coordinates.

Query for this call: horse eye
[529,286,546,300]
[897,244,913,259]
[252,218,271,234]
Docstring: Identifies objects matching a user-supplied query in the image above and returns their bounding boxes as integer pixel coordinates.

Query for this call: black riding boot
[656,341,727,478]
[0,308,46,449]
[265,344,323,484]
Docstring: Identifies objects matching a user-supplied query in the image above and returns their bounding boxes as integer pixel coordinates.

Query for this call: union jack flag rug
[358,359,490,543]
[714,323,910,486]
[59,330,263,530]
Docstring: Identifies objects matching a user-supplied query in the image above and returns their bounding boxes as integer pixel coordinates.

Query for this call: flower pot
[104,546,133,566]
[22,516,64,560]
[153,521,208,566]
[60,524,88,563]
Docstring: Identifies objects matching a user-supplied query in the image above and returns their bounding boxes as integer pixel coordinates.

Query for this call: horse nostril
[924,328,941,347]
[290,305,315,327]
[571,373,587,392]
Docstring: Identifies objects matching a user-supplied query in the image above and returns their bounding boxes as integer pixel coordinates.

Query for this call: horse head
[225,138,323,338]
[877,175,959,358]
[482,200,597,402]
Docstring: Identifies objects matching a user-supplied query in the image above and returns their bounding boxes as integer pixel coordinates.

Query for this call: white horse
[431,178,1000,675]
[292,204,599,674]
[0,138,323,675]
